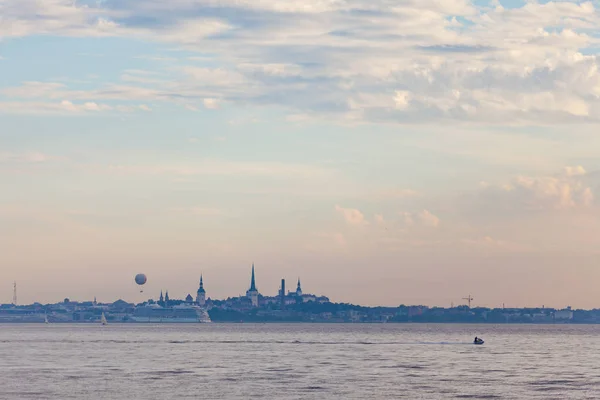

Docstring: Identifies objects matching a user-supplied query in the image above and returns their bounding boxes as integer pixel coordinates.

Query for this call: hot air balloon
[135,274,147,293]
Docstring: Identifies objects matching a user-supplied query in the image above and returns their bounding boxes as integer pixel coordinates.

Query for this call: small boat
[100,313,108,326]
[474,338,484,345]
[44,314,49,324]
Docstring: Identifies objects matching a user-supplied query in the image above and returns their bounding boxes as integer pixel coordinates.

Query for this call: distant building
[301,294,317,303]
[245,264,259,307]
[196,275,206,306]
[131,303,211,323]
[555,309,573,321]
[185,294,194,303]
[296,278,302,297]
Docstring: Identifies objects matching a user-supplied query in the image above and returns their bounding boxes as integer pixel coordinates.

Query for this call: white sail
[44,314,49,324]
[100,312,107,325]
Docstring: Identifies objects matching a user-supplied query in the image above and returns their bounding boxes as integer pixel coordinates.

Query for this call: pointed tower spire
[196,274,206,306]
[246,263,259,307]
[249,263,257,291]
[197,274,205,294]
[296,277,302,296]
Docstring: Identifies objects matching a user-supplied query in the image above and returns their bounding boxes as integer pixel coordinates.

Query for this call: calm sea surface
[1,323,599,399]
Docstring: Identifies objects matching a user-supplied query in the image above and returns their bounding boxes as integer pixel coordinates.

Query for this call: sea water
[1,323,599,399]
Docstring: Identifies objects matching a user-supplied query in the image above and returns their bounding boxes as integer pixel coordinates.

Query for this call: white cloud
[507,174,593,209]
[417,210,440,227]
[335,205,368,226]
[3,1,600,123]
[0,100,112,115]
[474,166,595,212]
[397,210,440,228]
[203,98,220,109]
[564,165,586,177]
[394,91,412,110]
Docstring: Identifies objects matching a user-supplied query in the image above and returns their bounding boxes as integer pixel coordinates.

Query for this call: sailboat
[100,312,108,326]
[44,314,49,324]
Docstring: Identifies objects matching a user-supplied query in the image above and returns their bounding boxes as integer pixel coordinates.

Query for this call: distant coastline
[2,302,597,324]
[3,268,594,324]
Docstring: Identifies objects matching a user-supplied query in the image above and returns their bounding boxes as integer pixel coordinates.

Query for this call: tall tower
[165,291,170,307]
[280,279,286,308]
[196,275,206,306]
[246,264,259,307]
[12,282,17,306]
[159,290,164,306]
[296,278,302,297]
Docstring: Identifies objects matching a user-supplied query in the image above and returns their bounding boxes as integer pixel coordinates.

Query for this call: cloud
[465,166,596,221]
[400,212,415,227]
[398,210,440,228]
[417,209,440,227]
[203,98,220,109]
[564,165,587,177]
[501,167,594,209]
[0,152,60,163]
[335,205,368,226]
[0,100,113,115]
[3,1,600,123]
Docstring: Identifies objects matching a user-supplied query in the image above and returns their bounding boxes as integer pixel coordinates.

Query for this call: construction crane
[462,295,473,308]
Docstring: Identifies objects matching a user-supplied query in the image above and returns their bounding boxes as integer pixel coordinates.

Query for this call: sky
[2,0,600,308]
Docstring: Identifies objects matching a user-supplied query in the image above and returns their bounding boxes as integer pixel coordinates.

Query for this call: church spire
[197,274,205,294]
[196,275,206,306]
[296,277,302,296]
[249,263,257,291]
[246,263,259,307]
